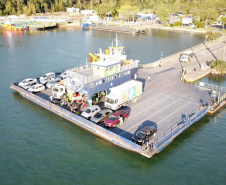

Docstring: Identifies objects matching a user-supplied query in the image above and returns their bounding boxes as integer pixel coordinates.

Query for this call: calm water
[1,28,226,184]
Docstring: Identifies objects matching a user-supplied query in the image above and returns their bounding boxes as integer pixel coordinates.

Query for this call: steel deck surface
[35,66,210,143]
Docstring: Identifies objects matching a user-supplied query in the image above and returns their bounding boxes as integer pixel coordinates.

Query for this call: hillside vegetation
[0,0,226,24]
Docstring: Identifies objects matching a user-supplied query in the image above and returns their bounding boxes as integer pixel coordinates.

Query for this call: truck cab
[179,51,193,63]
[52,84,67,99]
[105,94,119,110]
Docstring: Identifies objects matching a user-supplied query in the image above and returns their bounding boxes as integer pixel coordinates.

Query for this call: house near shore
[80,10,95,15]
[67,7,79,13]
[182,16,193,26]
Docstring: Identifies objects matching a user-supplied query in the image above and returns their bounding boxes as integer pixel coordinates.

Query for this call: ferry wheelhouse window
[99,80,102,85]
[103,79,105,83]
[114,75,117,79]
[118,74,121,78]
[121,73,123,77]
[106,78,109,82]
[90,83,94,88]
[124,72,127,75]
[95,82,98,86]
[110,76,113,81]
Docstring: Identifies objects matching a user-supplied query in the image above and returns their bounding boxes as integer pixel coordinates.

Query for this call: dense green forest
[0,0,226,23]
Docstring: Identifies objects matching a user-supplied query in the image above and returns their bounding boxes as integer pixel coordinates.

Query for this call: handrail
[146,105,209,155]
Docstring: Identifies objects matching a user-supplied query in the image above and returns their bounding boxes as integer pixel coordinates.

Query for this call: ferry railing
[147,105,209,156]
[11,84,142,154]
[193,81,226,92]
[218,92,226,104]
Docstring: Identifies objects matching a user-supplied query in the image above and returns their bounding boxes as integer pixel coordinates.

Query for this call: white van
[179,51,194,63]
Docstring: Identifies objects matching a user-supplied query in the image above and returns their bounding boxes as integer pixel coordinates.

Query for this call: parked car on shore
[179,51,193,63]
[90,109,113,124]
[18,78,38,89]
[132,126,157,145]
[104,110,129,127]
[81,105,101,119]
[27,84,45,93]
[40,72,55,85]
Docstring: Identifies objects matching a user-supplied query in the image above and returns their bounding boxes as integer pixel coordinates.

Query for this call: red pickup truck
[104,110,129,127]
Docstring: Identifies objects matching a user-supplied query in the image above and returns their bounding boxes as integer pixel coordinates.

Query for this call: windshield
[25,83,31,87]
[22,80,26,83]
[181,55,188,60]
[94,113,102,118]
[136,131,146,138]
[109,115,116,121]
[43,75,47,78]
[106,98,114,104]
[53,88,59,92]
[32,86,36,89]
[85,109,91,113]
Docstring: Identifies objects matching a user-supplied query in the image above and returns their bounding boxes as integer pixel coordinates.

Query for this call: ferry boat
[10,35,209,158]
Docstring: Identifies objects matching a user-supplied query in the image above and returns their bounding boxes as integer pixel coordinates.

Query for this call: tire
[62,94,67,99]
[133,98,137,103]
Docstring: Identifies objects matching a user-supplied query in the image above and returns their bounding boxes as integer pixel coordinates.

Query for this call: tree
[96,4,116,18]
[118,5,139,21]
[155,5,169,25]
[222,16,226,31]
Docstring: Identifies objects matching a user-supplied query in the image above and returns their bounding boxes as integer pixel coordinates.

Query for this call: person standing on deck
[134,73,138,80]
[148,75,151,82]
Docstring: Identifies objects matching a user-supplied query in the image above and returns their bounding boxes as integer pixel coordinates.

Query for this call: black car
[132,126,157,145]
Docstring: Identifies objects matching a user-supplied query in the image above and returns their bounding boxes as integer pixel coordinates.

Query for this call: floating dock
[90,25,146,34]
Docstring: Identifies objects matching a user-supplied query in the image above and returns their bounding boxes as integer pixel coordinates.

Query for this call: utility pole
[159,51,163,67]
[223,41,226,60]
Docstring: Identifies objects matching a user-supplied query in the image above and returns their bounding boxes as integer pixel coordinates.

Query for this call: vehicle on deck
[40,72,55,85]
[104,110,129,127]
[132,126,157,145]
[27,84,45,93]
[105,80,143,110]
[90,109,113,124]
[18,78,38,89]
[52,84,67,99]
[46,78,60,89]
[179,51,193,63]
[81,105,101,119]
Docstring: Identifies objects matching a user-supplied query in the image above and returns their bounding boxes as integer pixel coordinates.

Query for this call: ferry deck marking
[108,95,171,130]
[119,98,181,136]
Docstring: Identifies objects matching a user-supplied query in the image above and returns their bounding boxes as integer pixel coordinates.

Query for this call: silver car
[81,105,101,120]
[90,109,113,124]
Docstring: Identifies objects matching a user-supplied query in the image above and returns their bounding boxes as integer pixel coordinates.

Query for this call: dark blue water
[1,28,226,184]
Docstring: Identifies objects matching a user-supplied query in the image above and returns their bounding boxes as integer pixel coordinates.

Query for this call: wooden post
[223,41,226,60]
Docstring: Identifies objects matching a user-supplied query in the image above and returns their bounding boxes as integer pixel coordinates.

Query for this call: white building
[182,16,193,25]
[80,10,95,15]
[67,7,79,13]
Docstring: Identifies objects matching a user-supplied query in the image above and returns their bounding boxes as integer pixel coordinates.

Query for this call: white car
[18,78,38,89]
[40,72,55,85]
[81,105,101,119]
[46,79,60,89]
[27,84,45,93]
